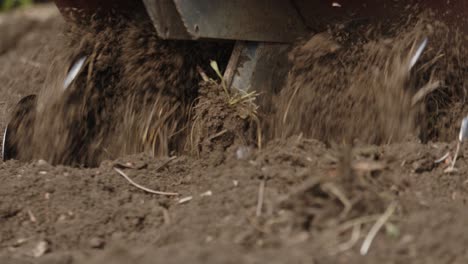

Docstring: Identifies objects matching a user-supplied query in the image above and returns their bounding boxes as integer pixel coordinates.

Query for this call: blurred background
[0,0,49,11]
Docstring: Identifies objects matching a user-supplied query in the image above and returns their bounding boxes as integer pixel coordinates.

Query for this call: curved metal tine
[409,37,428,71]
[447,117,468,171]
[2,95,38,162]
[63,56,87,90]
[1,125,7,161]
[459,117,468,142]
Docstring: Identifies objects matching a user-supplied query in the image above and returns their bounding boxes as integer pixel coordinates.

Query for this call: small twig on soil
[208,129,228,141]
[446,141,461,173]
[11,237,31,248]
[435,152,450,164]
[113,167,179,196]
[200,190,213,197]
[154,156,177,172]
[360,201,398,255]
[114,162,148,170]
[411,80,441,106]
[329,224,361,255]
[256,179,266,217]
[276,177,324,204]
[337,215,383,233]
[322,183,352,218]
[162,207,171,225]
[197,66,210,82]
[27,209,37,223]
[178,196,193,204]
[352,160,387,172]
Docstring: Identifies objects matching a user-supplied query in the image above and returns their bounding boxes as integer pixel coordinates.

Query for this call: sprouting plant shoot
[210,60,229,97]
[209,60,259,106]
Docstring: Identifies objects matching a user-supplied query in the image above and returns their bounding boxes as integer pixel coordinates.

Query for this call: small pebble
[31,240,49,258]
[36,159,48,166]
[89,237,105,249]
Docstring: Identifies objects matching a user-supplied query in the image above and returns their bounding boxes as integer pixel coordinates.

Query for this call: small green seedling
[210,60,229,97]
[209,60,259,106]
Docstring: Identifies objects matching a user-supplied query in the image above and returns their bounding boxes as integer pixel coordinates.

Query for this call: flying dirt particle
[11,14,232,167]
[267,14,467,145]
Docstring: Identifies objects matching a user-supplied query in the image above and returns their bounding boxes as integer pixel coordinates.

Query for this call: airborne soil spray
[11,14,232,166]
[268,13,468,145]
[7,12,468,166]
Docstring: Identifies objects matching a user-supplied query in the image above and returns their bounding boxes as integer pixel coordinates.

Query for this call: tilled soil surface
[2,4,468,264]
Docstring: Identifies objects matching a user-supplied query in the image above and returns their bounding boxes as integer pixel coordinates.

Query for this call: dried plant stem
[322,183,352,218]
[450,141,461,170]
[360,201,398,255]
[256,179,266,217]
[411,80,441,106]
[113,167,179,196]
[329,224,361,255]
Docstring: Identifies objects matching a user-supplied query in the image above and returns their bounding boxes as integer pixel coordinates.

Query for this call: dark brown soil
[2,4,468,264]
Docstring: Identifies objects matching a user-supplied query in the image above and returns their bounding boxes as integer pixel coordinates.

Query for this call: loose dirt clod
[190,80,261,162]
